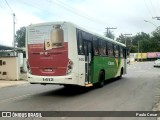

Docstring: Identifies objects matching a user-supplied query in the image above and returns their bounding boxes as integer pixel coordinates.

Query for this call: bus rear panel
[26,21,126,87]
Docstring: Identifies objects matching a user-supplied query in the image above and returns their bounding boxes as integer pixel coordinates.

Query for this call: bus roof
[28,21,126,47]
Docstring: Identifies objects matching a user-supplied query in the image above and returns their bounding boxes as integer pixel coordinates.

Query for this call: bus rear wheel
[97,71,105,88]
[118,68,123,79]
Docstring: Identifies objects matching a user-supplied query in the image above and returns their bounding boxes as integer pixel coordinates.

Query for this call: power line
[4,0,14,13]
[0,0,10,13]
[15,0,97,31]
[18,0,114,29]
[149,0,158,17]
[144,0,154,17]
[18,0,65,20]
[46,0,113,27]
[7,0,117,36]
[156,0,160,14]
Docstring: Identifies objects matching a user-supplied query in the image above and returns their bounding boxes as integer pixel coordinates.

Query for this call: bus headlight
[66,59,73,74]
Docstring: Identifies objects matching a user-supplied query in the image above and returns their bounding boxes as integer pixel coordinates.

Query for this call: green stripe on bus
[91,56,122,83]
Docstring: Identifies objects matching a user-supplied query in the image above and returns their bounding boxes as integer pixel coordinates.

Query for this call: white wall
[0,57,20,80]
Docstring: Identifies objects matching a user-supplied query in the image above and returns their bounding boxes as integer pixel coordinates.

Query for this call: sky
[0,0,160,46]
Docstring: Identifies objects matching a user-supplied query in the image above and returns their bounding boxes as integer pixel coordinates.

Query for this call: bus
[26,21,126,87]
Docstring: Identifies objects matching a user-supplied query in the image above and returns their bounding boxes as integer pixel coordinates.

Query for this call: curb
[0,81,29,88]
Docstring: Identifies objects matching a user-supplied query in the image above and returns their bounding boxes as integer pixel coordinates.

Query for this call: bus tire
[97,71,105,88]
[118,68,123,79]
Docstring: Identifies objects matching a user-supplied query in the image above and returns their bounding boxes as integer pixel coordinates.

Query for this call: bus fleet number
[43,78,54,81]
[79,58,85,61]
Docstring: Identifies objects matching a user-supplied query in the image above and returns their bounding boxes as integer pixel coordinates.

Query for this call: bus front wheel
[97,71,105,88]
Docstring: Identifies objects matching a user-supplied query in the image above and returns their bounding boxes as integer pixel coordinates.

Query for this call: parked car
[154,59,160,67]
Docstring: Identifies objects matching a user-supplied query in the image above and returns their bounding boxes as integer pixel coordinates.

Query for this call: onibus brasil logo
[1,112,42,118]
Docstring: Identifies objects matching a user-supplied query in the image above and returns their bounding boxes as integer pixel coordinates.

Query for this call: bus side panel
[91,56,123,84]
[115,58,124,77]
[78,55,86,86]
[64,24,81,85]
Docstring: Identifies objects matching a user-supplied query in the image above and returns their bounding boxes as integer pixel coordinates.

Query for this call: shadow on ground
[36,77,125,97]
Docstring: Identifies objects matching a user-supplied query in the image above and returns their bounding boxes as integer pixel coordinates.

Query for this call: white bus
[26,21,126,87]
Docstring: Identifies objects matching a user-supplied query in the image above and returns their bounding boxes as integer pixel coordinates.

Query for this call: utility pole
[105,27,117,35]
[4,0,15,48]
[105,27,117,39]
[123,34,132,62]
[123,34,132,45]
[138,39,139,62]
[13,13,15,48]
[144,20,157,27]
[152,17,160,20]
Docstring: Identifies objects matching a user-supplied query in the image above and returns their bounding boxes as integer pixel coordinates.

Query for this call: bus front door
[84,41,92,84]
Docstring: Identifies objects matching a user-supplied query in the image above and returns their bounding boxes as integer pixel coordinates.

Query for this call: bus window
[120,47,123,57]
[106,42,108,56]
[107,42,113,57]
[118,46,120,57]
[77,30,84,55]
[114,45,119,57]
[82,31,92,41]
[93,37,99,55]
[98,39,102,55]
[100,40,106,55]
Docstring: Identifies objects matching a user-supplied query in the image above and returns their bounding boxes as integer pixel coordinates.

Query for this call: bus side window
[106,42,108,56]
[107,42,113,57]
[93,37,99,55]
[117,45,119,57]
[98,39,102,55]
[118,46,120,57]
[120,47,123,58]
[77,30,84,55]
[114,45,119,58]
[100,40,106,56]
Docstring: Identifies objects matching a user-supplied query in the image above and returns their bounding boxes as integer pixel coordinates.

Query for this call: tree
[130,45,138,53]
[152,26,160,38]
[132,32,150,45]
[130,32,150,53]
[116,34,133,54]
[116,34,125,44]
[151,27,160,51]
[113,29,159,54]
[15,27,26,47]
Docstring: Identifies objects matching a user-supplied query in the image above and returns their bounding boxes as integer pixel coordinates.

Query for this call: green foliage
[116,34,125,44]
[116,31,160,53]
[15,27,26,47]
[130,45,138,53]
[132,32,150,46]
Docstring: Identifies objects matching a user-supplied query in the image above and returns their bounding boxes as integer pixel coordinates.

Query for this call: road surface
[0,62,160,120]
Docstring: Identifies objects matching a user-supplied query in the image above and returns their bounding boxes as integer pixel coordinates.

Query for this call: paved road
[0,62,160,120]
